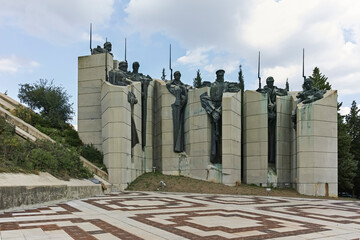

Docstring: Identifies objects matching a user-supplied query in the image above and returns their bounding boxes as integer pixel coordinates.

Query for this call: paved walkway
[0,192,359,239]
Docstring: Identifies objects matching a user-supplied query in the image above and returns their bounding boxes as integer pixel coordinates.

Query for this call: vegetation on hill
[0,117,92,179]
[12,79,106,172]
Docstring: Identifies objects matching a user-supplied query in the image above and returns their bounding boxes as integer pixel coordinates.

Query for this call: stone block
[245,115,267,129]
[244,142,267,156]
[222,125,241,141]
[245,101,268,116]
[245,169,267,185]
[297,136,337,153]
[78,93,101,107]
[244,90,265,103]
[222,154,241,170]
[222,111,241,128]
[78,68,107,81]
[102,107,131,128]
[78,79,102,94]
[297,152,337,168]
[78,54,113,69]
[102,137,131,153]
[245,156,268,170]
[297,167,337,184]
[245,128,267,143]
[222,168,241,186]
[78,119,102,132]
[222,139,241,156]
[102,122,131,140]
[297,104,337,123]
[190,169,207,180]
[187,142,210,157]
[78,106,101,120]
[104,152,131,168]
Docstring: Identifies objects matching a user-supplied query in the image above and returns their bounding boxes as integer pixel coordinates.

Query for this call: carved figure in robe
[166,71,189,152]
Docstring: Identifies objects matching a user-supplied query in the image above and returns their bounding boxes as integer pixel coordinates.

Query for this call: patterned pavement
[0,192,360,239]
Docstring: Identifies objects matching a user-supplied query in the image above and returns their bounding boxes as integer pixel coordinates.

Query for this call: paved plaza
[0,191,359,239]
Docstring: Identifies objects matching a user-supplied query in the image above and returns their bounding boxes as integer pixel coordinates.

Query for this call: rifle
[90,23,92,54]
[302,48,306,81]
[258,51,261,89]
[125,38,127,62]
[169,44,173,81]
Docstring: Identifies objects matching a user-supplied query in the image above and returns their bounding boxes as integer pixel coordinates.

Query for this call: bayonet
[302,48,305,80]
[258,51,261,89]
[169,44,173,81]
[125,38,127,62]
[90,23,92,53]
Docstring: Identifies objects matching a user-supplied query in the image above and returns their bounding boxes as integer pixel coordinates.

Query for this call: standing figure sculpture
[129,61,152,149]
[257,76,287,165]
[200,69,228,164]
[166,71,189,152]
[128,91,140,148]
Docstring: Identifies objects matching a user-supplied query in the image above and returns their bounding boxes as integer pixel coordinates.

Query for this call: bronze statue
[296,78,325,104]
[166,71,189,152]
[200,69,227,164]
[91,41,112,55]
[128,61,152,149]
[128,91,140,148]
[257,76,287,165]
[292,78,326,129]
[108,61,131,86]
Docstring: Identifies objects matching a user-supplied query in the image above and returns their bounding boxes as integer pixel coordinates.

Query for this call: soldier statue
[166,71,189,153]
[200,69,227,164]
[91,41,112,55]
[257,76,287,165]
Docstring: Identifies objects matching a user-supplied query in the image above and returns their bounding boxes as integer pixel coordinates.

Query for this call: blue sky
[1,0,360,127]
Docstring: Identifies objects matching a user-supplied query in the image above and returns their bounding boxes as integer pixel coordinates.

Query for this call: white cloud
[125,0,360,97]
[0,55,39,73]
[0,0,114,44]
[339,106,350,116]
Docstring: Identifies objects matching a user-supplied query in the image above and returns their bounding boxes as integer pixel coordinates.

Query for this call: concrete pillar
[222,91,241,186]
[78,53,113,151]
[296,90,338,197]
[244,90,268,186]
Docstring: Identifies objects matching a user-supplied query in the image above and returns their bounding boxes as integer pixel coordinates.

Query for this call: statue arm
[200,92,216,114]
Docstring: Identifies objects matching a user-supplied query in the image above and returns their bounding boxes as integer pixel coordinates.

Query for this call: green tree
[338,102,357,193]
[18,79,74,129]
[238,65,244,92]
[193,69,202,88]
[309,67,331,90]
[345,101,360,196]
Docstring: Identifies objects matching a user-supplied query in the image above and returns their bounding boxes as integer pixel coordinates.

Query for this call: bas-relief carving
[166,71,189,153]
[257,76,288,165]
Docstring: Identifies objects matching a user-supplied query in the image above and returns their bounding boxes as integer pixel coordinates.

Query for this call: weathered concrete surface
[0,173,107,211]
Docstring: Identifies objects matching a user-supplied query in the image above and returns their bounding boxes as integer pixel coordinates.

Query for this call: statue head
[174,71,181,81]
[303,78,313,90]
[132,61,140,73]
[119,61,128,72]
[215,69,225,82]
[104,41,112,52]
[266,76,274,88]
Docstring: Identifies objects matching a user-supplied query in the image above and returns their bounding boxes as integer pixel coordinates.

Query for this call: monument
[78,40,337,196]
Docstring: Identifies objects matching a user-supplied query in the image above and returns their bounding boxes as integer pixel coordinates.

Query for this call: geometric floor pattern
[1,192,360,239]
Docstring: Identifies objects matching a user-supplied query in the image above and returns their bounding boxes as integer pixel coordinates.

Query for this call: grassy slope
[127,172,305,198]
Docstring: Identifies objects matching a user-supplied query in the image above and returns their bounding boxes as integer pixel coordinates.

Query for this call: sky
[1,0,360,127]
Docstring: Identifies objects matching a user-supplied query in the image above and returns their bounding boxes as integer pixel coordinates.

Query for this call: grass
[127,172,358,200]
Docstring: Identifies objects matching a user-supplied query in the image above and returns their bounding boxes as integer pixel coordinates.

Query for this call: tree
[193,69,202,88]
[161,68,166,81]
[18,79,74,129]
[345,101,360,196]
[238,65,244,92]
[309,67,331,90]
[338,102,357,193]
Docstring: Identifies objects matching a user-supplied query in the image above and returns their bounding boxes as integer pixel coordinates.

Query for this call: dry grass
[126,172,332,199]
